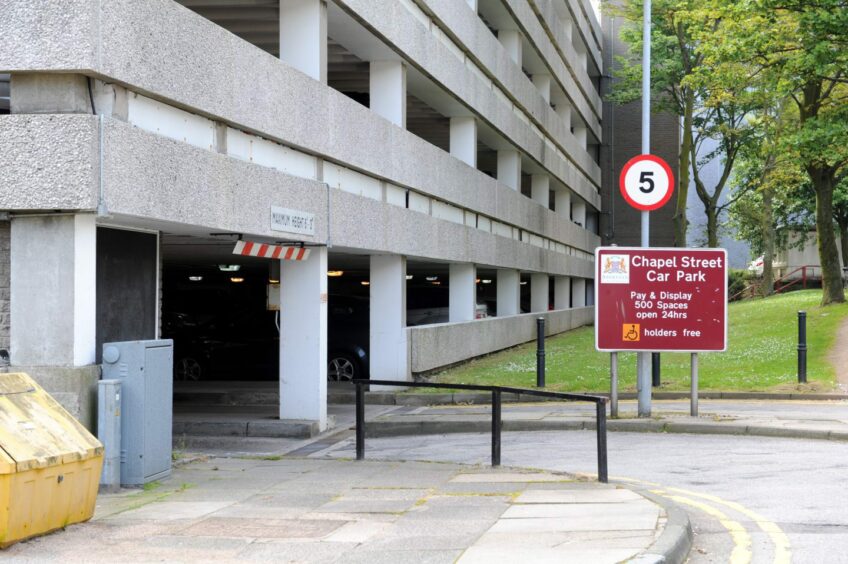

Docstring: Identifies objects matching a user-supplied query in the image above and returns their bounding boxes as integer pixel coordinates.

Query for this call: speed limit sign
[619,154,675,211]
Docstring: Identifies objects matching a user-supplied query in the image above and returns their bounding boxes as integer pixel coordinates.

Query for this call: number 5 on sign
[619,154,675,211]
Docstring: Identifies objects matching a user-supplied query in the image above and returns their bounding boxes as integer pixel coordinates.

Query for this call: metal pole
[98,379,122,492]
[610,352,618,418]
[637,0,653,418]
[690,353,699,417]
[798,311,807,383]
[536,317,546,387]
[652,352,661,387]
[596,401,608,483]
[355,382,365,460]
[491,390,502,467]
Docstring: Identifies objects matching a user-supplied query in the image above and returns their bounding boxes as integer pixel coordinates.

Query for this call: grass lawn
[429,290,848,393]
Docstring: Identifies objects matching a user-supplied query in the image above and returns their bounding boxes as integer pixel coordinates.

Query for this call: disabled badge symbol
[622,324,640,342]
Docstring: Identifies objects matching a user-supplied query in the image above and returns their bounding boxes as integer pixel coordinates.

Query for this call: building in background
[0,0,602,432]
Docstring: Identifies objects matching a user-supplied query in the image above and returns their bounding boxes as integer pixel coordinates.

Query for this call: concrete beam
[532,74,551,104]
[10,74,92,114]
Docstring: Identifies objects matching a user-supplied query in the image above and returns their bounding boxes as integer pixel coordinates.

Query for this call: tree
[699,0,848,304]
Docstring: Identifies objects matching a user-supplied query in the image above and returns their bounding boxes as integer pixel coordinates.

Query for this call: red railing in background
[731,265,821,302]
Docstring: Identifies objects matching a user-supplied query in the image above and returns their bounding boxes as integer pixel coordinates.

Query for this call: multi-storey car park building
[0,0,602,431]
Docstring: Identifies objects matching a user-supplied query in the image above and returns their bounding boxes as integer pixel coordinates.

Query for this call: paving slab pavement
[2,457,684,564]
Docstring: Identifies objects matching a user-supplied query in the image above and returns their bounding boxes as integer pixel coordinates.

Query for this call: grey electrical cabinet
[101,339,173,486]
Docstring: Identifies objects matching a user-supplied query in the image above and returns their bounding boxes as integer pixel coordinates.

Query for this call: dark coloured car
[164,294,369,382]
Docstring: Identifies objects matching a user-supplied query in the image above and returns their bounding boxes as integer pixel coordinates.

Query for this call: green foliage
[727,269,751,301]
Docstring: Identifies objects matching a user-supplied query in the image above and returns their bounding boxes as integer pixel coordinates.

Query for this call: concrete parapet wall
[409,307,594,373]
[0,114,98,210]
[0,0,600,219]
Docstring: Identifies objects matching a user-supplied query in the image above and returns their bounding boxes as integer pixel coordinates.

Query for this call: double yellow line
[615,477,791,564]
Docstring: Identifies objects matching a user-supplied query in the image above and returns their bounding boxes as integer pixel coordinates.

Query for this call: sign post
[595,247,728,416]
[639,0,653,417]
[619,153,674,417]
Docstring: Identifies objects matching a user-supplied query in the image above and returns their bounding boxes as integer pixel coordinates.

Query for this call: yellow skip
[651,489,752,564]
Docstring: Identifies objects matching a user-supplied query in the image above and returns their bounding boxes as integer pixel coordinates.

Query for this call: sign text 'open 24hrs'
[594,248,728,352]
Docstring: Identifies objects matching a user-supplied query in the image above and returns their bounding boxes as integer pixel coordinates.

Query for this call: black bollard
[652,352,661,387]
[536,317,546,388]
[798,311,807,384]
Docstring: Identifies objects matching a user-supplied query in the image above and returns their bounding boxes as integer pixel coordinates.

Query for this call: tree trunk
[839,220,848,271]
[811,170,846,305]
[705,204,719,248]
[761,189,775,296]
[674,90,694,247]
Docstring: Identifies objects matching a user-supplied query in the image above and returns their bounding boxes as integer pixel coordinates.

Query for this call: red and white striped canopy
[232,240,311,261]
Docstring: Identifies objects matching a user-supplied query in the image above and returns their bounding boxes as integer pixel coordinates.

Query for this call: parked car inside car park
[164,294,370,382]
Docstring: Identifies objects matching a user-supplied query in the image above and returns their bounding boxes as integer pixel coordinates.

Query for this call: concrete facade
[1,0,603,428]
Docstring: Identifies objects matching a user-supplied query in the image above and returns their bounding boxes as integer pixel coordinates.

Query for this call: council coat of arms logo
[601,255,630,284]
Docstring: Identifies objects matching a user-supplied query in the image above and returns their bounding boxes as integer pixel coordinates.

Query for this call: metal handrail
[732,264,820,301]
[353,379,609,483]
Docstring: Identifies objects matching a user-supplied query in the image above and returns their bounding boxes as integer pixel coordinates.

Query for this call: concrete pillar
[496,269,520,317]
[370,60,406,128]
[497,150,521,191]
[572,197,587,227]
[571,278,587,308]
[370,255,409,385]
[530,273,549,313]
[532,74,551,103]
[279,0,327,83]
[498,29,522,66]
[11,215,96,366]
[554,276,571,310]
[279,246,328,429]
[555,189,572,219]
[555,101,572,128]
[466,0,477,10]
[450,116,477,168]
[10,74,92,114]
[531,174,550,208]
[449,263,476,322]
[574,124,588,149]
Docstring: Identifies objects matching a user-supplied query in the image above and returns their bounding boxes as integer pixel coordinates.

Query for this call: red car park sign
[595,247,728,352]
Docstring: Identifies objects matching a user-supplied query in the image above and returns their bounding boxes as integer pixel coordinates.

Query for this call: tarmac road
[323,430,848,563]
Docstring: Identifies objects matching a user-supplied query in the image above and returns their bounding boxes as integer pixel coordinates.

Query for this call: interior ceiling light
[406,275,414,280]
[188,276,203,282]
[361,281,370,286]
[520,281,528,285]
[218,264,241,272]
[230,277,245,283]
[327,270,344,277]
[431,280,441,285]
[268,279,280,284]
[476,278,481,283]
[425,276,438,281]
[482,279,492,284]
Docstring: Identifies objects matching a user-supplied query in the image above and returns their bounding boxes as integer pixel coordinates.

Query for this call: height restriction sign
[619,154,674,211]
[594,247,728,352]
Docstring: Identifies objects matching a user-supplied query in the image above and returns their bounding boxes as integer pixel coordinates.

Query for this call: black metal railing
[353,379,609,483]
